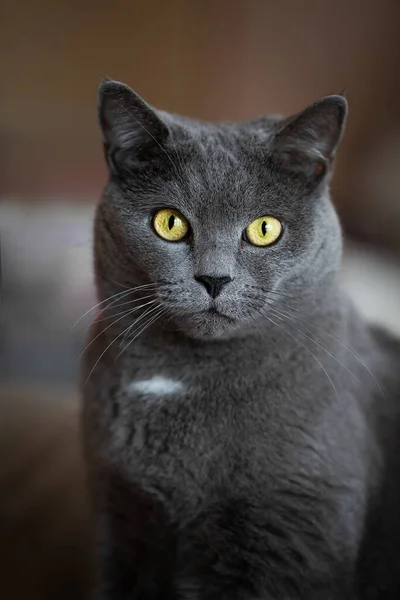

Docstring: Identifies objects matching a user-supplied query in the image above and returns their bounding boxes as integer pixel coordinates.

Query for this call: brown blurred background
[2,0,400,247]
[0,1,399,598]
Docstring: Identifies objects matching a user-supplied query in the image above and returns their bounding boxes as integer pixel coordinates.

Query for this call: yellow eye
[152,208,189,242]
[245,216,282,247]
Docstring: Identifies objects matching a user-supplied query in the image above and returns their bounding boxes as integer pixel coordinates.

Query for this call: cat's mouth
[170,305,238,339]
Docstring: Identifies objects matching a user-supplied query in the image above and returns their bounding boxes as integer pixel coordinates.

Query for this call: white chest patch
[127,375,184,396]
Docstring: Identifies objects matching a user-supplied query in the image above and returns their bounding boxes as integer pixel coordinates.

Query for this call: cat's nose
[195,275,232,299]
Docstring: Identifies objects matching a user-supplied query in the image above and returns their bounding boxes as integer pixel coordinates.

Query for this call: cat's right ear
[273,95,348,182]
[98,79,169,173]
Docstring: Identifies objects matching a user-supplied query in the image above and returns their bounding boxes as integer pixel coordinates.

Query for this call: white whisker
[259,309,341,405]
[95,296,156,321]
[79,299,157,360]
[95,270,132,290]
[264,294,387,402]
[72,283,158,329]
[269,305,361,385]
[119,302,164,346]
[72,288,134,329]
[83,304,165,386]
[117,306,166,359]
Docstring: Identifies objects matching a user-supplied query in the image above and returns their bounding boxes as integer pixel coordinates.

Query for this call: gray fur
[81,80,400,599]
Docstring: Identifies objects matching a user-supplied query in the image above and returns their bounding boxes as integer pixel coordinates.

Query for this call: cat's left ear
[274,95,348,180]
[98,79,170,173]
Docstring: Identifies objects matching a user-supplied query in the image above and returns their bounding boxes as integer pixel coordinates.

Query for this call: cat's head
[95,80,347,340]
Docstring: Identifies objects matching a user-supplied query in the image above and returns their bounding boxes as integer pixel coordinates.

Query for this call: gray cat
[81,80,400,599]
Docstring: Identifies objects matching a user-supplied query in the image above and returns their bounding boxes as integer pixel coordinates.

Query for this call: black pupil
[261,220,268,236]
[168,215,175,230]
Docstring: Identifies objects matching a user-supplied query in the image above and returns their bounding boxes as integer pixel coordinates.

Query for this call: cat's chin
[170,310,239,340]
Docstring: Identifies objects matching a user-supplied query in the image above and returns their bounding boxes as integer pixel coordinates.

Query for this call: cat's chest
[119,338,294,402]
[110,353,321,474]
[109,368,279,510]
[116,341,324,421]
[106,363,358,523]
[117,352,281,425]
[92,346,367,521]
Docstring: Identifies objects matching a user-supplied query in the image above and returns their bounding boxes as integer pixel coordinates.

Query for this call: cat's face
[95,81,347,339]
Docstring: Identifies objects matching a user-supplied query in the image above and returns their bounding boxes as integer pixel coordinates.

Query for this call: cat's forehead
[165,121,284,217]
[169,117,278,161]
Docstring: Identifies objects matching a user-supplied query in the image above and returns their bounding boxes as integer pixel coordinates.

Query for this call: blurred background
[1,0,399,598]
